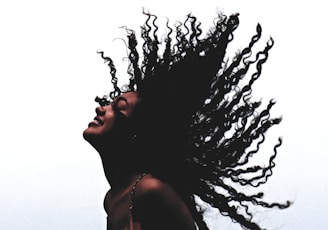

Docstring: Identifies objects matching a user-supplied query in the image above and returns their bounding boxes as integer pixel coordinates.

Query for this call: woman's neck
[99,148,143,192]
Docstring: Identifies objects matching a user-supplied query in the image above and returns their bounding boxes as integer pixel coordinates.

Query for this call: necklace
[129,173,147,210]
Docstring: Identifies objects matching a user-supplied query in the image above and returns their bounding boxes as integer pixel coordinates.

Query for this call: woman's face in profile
[83,91,140,146]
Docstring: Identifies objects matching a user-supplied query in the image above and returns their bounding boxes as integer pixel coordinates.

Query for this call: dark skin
[83,92,196,230]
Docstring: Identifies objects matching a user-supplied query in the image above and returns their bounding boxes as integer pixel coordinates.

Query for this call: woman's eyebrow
[113,97,128,105]
[117,97,128,102]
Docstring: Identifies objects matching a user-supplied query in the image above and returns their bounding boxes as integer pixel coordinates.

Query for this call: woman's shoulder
[133,174,196,230]
[134,174,188,213]
[135,174,174,197]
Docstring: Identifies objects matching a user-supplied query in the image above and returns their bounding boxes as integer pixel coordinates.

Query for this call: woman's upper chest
[104,174,147,226]
[104,189,132,230]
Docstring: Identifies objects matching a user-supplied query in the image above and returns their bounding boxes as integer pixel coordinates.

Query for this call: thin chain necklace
[129,173,147,210]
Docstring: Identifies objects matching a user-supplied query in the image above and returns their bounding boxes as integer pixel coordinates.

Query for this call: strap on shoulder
[129,173,147,210]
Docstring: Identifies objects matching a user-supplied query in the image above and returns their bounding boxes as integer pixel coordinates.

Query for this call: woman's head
[83,91,141,153]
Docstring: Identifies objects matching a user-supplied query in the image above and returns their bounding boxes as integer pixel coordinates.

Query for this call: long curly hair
[96,9,291,230]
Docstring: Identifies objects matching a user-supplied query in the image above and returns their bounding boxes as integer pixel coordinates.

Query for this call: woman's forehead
[116,91,140,103]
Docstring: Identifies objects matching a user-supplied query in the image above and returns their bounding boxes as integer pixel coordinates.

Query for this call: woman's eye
[116,100,127,110]
[111,99,128,118]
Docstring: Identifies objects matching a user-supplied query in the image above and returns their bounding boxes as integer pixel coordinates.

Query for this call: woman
[83,91,196,230]
[83,11,291,230]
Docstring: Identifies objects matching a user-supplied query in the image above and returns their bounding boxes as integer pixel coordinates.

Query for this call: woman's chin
[82,128,96,144]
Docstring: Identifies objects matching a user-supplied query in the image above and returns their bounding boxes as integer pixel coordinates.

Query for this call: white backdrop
[1,0,327,229]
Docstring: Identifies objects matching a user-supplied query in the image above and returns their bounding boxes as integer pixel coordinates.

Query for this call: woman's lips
[88,117,104,127]
[94,116,104,125]
[88,121,99,127]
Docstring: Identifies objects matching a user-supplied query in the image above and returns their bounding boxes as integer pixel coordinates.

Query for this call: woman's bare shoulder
[133,174,178,213]
[133,175,196,230]
[135,175,174,197]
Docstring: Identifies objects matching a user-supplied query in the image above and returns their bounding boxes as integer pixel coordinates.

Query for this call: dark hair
[96,10,291,230]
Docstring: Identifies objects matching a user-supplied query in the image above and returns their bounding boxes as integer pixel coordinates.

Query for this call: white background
[0,0,327,229]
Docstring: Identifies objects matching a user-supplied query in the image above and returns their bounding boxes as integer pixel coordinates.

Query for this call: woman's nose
[95,106,106,116]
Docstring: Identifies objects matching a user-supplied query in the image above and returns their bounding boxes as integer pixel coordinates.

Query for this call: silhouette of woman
[83,10,291,230]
